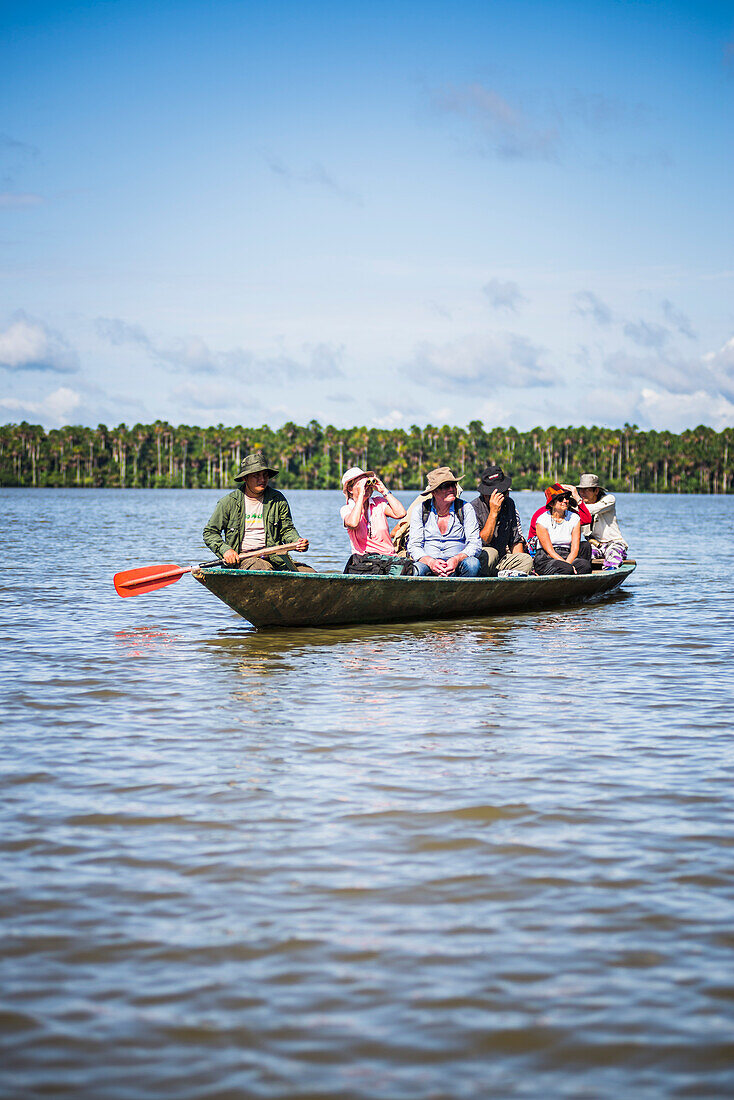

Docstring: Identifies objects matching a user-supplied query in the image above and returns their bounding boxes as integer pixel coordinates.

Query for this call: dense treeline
[1,419,732,493]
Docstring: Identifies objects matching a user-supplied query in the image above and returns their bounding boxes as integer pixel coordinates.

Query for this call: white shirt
[536,509,579,547]
[240,494,266,551]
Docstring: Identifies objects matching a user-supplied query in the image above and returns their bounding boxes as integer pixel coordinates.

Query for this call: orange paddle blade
[114,563,189,597]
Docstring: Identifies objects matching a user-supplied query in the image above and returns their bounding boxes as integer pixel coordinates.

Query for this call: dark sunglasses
[436,481,457,492]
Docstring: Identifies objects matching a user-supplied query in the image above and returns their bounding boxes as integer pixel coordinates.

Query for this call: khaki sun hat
[420,465,463,498]
[577,472,607,494]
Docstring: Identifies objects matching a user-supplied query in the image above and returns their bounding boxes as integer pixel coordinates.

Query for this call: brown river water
[1,488,733,1099]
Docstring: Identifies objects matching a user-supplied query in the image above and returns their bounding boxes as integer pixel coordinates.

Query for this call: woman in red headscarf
[527,482,592,546]
[532,485,592,575]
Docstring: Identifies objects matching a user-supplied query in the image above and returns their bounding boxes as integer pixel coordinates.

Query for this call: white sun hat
[341,466,366,488]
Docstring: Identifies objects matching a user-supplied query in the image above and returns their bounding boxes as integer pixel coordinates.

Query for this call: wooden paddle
[113,542,303,598]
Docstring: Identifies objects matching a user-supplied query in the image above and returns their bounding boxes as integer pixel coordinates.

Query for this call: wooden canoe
[192,561,636,629]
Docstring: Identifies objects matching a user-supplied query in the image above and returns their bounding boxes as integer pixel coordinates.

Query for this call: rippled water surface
[2,488,733,1099]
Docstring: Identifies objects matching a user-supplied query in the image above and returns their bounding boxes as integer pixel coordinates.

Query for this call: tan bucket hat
[419,465,463,498]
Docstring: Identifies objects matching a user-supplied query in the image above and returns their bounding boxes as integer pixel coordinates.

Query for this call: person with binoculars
[340,466,406,557]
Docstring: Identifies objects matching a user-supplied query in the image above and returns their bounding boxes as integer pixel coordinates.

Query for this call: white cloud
[574,291,614,326]
[162,336,228,374]
[168,381,263,427]
[473,397,511,426]
[265,154,363,205]
[701,336,734,401]
[637,387,734,432]
[604,350,703,396]
[702,335,734,370]
[605,335,734,404]
[171,379,259,413]
[403,333,556,392]
[566,386,646,429]
[259,343,344,381]
[426,301,453,320]
[623,319,670,349]
[661,299,696,340]
[483,278,527,312]
[96,317,345,381]
[566,90,652,131]
[371,409,410,428]
[0,315,78,373]
[430,85,666,168]
[430,83,559,160]
[575,296,696,365]
[95,317,150,348]
[0,386,82,426]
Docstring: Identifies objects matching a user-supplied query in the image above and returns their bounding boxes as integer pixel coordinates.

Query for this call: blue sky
[1,0,732,432]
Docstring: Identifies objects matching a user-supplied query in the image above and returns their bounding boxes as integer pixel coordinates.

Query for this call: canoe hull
[193,562,636,629]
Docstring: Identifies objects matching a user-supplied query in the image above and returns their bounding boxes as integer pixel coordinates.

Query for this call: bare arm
[536,523,564,561]
[480,514,497,543]
[343,483,367,528]
[373,477,406,520]
[567,522,580,564]
[479,490,504,545]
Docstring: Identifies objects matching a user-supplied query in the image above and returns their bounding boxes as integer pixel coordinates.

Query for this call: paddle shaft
[200,541,301,571]
[116,542,303,593]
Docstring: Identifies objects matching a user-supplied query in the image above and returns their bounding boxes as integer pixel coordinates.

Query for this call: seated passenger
[533,485,592,575]
[471,464,532,575]
[388,498,419,554]
[340,467,406,555]
[407,466,482,577]
[577,473,628,570]
[203,451,315,572]
[527,482,592,549]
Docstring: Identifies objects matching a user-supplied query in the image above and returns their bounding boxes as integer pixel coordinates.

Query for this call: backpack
[343,553,416,576]
[421,497,465,524]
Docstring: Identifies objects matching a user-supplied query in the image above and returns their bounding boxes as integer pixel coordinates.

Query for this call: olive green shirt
[203,485,301,570]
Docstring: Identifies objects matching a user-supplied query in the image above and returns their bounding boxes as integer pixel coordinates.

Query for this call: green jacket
[203,485,301,570]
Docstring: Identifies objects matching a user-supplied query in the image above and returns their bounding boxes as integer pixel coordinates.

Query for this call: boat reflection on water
[192,589,634,734]
[114,626,182,658]
[197,587,633,658]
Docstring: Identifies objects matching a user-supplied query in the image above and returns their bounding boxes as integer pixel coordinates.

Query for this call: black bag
[343,553,416,576]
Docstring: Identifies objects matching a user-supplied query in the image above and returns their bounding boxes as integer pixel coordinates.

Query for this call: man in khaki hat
[203,451,314,572]
[576,472,628,570]
[407,466,483,577]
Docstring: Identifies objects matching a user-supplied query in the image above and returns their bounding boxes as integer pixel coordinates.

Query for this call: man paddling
[203,451,315,572]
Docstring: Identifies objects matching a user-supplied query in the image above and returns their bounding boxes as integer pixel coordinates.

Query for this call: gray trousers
[482,548,533,575]
[239,555,316,573]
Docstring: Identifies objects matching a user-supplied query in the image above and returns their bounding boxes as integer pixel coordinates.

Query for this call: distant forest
[1,419,732,493]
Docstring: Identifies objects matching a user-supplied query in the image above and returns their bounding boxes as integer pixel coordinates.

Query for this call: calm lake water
[1,488,733,1099]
